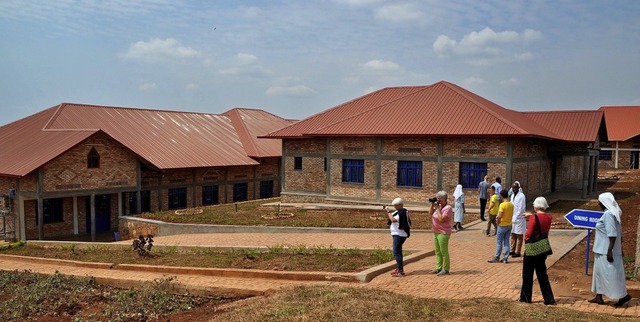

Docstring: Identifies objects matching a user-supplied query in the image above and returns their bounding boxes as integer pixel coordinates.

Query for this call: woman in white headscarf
[589,192,632,307]
[453,184,465,231]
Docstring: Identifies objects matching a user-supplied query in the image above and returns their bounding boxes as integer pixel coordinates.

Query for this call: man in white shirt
[510,181,526,257]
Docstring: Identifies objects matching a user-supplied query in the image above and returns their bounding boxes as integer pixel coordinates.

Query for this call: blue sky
[1,0,639,125]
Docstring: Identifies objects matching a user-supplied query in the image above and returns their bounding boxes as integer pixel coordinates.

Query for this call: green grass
[0,270,235,321]
[138,198,475,229]
[0,243,396,272]
[209,285,636,322]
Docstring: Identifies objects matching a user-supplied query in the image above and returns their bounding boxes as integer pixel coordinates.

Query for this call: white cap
[391,197,403,205]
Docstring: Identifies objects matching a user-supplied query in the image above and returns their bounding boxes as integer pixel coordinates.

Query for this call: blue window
[342,159,365,183]
[260,180,274,199]
[294,156,303,170]
[599,150,612,161]
[459,162,487,189]
[397,161,422,187]
[233,182,248,202]
[202,185,219,206]
[35,198,64,225]
[168,187,187,210]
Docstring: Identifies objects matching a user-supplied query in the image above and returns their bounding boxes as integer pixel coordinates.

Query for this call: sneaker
[487,258,500,263]
[502,258,508,264]
[512,253,521,258]
[436,270,449,276]
[389,268,398,276]
[431,269,441,274]
[390,271,405,277]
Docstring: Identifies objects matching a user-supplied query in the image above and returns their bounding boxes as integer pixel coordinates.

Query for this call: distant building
[598,106,640,169]
[263,81,606,207]
[0,103,292,241]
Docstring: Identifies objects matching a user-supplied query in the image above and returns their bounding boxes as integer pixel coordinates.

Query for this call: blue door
[86,194,111,233]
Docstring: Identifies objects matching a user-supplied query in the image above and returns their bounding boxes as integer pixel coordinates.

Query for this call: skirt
[591,253,627,299]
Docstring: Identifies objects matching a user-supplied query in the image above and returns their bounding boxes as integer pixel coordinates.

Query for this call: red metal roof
[222,108,294,158]
[0,103,292,177]
[523,110,604,143]
[598,106,640,141]
[264,81,561,139]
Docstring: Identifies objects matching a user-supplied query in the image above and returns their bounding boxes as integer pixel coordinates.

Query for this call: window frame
[35,198,64,225]
[459,162,488,189]
[397,160,423,188]
[233,182,248,202]
[598,150,612,161]
[342,159,365,184]
[294,156,303,170]
[87,147,100,168]
[168,187,187,210]
[202,185,219,206]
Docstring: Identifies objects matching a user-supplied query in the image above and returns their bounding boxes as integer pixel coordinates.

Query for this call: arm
[607,237,616,262]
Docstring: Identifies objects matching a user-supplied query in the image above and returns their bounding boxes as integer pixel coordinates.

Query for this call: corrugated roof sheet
[0,103,292,177]
[222,108,295,158]
[523,110,604,142]
[598,106,640,141]
[264,81,562,139]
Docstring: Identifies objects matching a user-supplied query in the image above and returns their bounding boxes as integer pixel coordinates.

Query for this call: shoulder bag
[524,214,553,257]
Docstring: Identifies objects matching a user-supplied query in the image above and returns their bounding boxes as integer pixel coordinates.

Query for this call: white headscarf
[454,184,463,200]
[598,192,621,223]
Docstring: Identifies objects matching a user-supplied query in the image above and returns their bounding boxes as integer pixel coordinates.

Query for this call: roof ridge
[306,85,430,135]
[440,82,535,136]
[225,109,260,157]
[57,102,226,117]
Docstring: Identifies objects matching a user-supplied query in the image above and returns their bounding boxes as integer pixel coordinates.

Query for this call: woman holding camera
[429,191,453,276]
[386,197,411,277]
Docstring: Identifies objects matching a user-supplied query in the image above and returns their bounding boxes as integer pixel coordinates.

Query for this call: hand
[607,251,614,263]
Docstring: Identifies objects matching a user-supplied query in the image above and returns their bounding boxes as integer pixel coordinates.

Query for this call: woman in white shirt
[386,197,411,277]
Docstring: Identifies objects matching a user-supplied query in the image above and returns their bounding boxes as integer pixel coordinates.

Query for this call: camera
[428,197,438,203]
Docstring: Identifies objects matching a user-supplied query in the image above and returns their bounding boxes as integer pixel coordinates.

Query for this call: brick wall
[599,140,640,169]
[283,138,326,193]
[41,133,137,192]
[280,136,590,207]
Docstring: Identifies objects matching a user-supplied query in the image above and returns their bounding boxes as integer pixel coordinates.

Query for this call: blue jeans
[494,225,512,260]
[392,235,407,272]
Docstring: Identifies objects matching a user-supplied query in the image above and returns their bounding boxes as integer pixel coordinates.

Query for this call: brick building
[263,81,606,207]
[597,106,640,169]
[0,104,292,241]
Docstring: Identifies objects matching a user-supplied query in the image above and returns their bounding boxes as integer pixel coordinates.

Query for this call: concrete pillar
[73,196,78,235]
[90,194,96,242]
[587,156,594,196]
[581,155,589,199]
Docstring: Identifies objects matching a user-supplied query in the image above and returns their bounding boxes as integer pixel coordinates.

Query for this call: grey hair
[436,190,448,199]
[533,196,549,210]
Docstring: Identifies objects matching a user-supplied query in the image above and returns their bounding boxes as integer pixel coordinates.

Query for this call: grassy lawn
[138,198,476,229]
[2,271,634,321]
[0,242,395,272]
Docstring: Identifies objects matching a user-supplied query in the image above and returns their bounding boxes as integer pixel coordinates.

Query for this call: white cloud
[334,0,382,6]
[119,38,200,63]
[185,83,198,90]
[500,78,519,87]
[462,77,486,87]
[236,53,257,65]
[361,59,400,71]
[515,52,534,61]
[138,82,157,91]
[433,27,543,65]
[374,4,423,22]
[266,85,315,97]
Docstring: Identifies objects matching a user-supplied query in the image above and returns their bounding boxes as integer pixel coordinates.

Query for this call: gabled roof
[222,108,294,158]
[598,106,640,141]
[0,103,292,177]
[523,110,605,143]
[264,81,560,139]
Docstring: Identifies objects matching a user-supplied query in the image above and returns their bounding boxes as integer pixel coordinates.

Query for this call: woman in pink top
[429,190,453,275]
